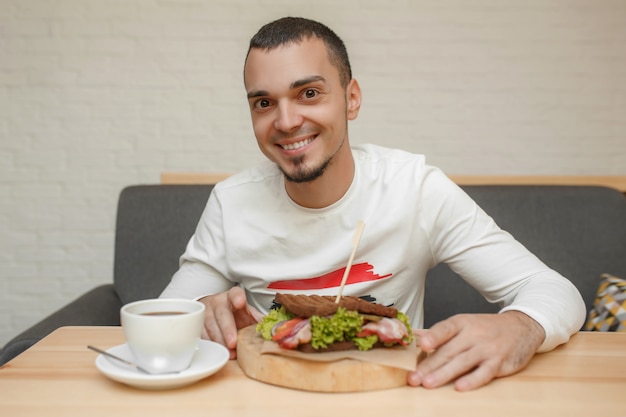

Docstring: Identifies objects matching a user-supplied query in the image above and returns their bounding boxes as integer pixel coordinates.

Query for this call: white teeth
[281,138,312,150]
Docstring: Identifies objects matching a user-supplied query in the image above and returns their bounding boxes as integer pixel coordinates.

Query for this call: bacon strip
[274,319,312,349]
[356,317,409,345]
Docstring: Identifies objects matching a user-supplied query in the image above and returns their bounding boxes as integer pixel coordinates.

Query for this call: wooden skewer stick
[335,220,365,303]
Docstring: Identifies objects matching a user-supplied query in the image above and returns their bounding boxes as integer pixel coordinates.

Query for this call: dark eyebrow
[246,75,326,99]
[290,75,325,89]
[247,89,269,99]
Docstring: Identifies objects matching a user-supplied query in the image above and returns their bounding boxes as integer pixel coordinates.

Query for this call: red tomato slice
[271,317,305,341]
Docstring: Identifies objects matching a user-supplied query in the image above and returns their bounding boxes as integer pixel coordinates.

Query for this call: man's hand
[198,287,264,359]
[408,311,545,391]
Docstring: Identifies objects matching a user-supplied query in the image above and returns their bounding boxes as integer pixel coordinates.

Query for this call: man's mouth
[280,137,313,151]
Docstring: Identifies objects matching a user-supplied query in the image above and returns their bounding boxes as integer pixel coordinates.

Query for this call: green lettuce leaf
[256,306,294,340]
[309,307,363,350]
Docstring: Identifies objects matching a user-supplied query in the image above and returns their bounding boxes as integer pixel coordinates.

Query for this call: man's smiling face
[244,37,360,183]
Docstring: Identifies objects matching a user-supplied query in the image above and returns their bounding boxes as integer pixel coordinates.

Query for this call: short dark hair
[246,17,352,88]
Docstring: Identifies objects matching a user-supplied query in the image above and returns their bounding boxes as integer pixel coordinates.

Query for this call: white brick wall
[1,0,625,347]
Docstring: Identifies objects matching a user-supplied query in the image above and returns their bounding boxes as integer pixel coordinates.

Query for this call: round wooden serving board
[236,325,409,392]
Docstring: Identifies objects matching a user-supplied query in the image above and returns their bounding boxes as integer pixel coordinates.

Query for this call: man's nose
[274,101,303,132]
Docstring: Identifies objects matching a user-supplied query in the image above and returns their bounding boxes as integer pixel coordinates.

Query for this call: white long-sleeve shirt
[161,144,586,351]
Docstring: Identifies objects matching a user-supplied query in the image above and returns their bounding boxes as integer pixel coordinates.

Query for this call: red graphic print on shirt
[268,262,392,291]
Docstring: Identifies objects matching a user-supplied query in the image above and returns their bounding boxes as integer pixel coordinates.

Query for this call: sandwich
[256,294,413,352]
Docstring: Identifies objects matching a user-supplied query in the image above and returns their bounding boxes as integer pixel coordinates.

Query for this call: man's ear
[346,78,362,121]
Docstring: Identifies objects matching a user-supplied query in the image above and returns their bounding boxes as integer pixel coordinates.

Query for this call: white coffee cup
[120,298,205,374]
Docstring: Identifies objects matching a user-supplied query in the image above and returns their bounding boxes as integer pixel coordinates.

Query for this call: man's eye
[256,99,271,109]
[304,89,317,99]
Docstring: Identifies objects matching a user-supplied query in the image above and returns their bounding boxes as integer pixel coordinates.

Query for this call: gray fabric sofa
[2,183,625,366]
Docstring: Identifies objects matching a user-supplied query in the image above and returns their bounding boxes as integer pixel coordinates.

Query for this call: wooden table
[1,327,624,417]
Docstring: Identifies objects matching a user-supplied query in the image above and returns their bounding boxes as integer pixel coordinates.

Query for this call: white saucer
[94,340,230,390]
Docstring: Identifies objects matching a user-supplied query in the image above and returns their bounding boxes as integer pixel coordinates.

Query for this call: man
[160,17,585,391]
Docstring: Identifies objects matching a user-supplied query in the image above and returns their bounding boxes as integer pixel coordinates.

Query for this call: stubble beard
[281,154,332,183]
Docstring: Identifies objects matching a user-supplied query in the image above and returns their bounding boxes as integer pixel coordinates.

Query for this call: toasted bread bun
[274,293,397,318]
[297,340,388,353]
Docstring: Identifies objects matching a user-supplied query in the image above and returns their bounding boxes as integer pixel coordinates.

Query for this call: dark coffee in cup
[141,311,186,316]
